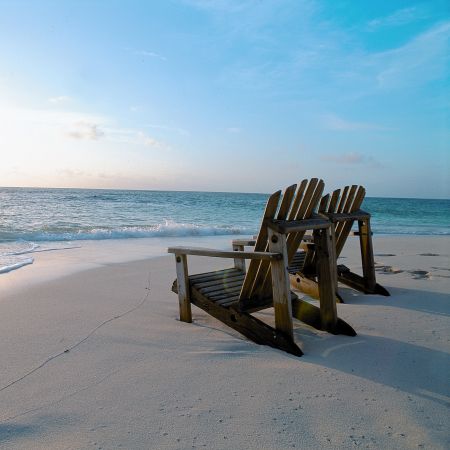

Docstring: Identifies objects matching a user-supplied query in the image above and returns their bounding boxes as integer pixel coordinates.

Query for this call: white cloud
[137,131,166,148]
[182,0,256,13]
[0,106,105,127]
[66,121,105,140]
[48,95,72,104]
[212,3,448,102]
[103,126,168,149]
[145,123,190,136]
[321,152,383,168]
[133,49,167,61]
[226,127,241,133]
[322,114,387,131]
[321,152,364,164]
[59,168,91,177]
[372,21,450,89]
[367,7,425,30]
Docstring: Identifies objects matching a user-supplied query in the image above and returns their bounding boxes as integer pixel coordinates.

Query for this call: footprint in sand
[429,267,450,278]
[432,266,450,272]
[375,264,403,274]
[408,270,431,279]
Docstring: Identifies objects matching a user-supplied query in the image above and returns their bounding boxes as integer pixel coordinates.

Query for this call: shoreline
[0,235,243,297]
[1,234,449,296]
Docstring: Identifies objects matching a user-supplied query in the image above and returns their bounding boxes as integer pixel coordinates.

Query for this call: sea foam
[0,258,34,274]
[1,220,255,242]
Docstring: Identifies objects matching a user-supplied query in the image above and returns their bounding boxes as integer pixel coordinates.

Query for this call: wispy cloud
[145,123,190,136]
[183,0,307,44]
[1,103,171,151]
[48,95,72,104]
[0,105,107,132]
[321,152,383,168]
[181,0,258,14]
[372,21,450,89]
[226,127,241,133]
[104,126,169,150]
[59,168,91,177]
[132,49,167,61]
[322,114,388,131]
[367,7,426,30]
[66,121,105,140]
[209,1,448,102]
[137,131,166,148]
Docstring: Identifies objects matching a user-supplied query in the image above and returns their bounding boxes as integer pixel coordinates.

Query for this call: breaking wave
[0,220,256,243]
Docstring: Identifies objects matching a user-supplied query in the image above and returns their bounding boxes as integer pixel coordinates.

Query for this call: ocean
[1,187,449,274]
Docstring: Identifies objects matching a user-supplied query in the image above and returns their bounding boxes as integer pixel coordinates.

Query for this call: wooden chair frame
[169,180,356,356]
[289,186,389,300]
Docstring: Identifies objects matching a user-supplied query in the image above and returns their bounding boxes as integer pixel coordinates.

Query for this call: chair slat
[189,268,240,282]
[262,179,324,296]
[337,186,349,213]
[327,189,341,214]
[239,190,281,300]
[210,292,241,301]
[286,179,323,263]
[199,280,243,295]
[303,183,335,270]
[215,296,240,307]
[334,185,358,253]
[193,274,244,289]
[288,179,308,220]
[335,186,365,256]
[249,184,298,300]
[319,193,329,212]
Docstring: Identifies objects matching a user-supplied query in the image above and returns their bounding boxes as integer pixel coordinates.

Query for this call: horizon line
[1,185,449,201]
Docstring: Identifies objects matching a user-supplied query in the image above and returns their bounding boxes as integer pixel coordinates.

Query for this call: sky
[0,0,448,198]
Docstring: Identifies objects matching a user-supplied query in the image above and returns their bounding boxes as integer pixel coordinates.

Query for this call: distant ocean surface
[1,187,449,274]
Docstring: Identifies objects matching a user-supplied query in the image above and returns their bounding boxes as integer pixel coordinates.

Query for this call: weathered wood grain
[175,254,192,323]
[268,229,293,339]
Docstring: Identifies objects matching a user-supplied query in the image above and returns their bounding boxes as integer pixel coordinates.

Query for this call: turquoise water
[1,187,449,273]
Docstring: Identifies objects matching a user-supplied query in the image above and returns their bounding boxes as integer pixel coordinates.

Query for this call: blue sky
[0,0,448,198]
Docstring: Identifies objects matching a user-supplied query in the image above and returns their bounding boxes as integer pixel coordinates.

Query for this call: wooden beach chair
[168,179,356,357]
[289,185,390,300]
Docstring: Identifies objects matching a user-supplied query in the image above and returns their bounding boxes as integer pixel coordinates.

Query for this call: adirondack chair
[168,179,356,357]
[289,185,390,300]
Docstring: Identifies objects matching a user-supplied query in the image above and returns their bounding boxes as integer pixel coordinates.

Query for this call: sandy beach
[0,235,449,449]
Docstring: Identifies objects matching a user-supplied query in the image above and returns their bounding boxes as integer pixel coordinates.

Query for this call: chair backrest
[238,179,324,307]
[302,185,366,273]
[320,185,365,257]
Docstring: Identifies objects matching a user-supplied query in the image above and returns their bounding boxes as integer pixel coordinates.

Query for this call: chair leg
[233,244,246,273]
[291,297,356,336]
[358,219,376,293]
[175,254,192,323]
[191,291,303,356]
[314,227,338,333]
[268,229,294,340]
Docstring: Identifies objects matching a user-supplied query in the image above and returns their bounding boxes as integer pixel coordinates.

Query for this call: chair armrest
[326,209,370,223]
[231,238,256,247]
[167,246,282,261]
[267,217,331,234]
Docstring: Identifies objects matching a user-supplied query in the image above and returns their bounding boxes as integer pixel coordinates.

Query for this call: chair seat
[189,268,244,308]
[287,250,306,274]
[190,267,300,313]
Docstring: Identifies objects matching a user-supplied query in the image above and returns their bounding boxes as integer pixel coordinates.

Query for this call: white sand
[0,236,449,449]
